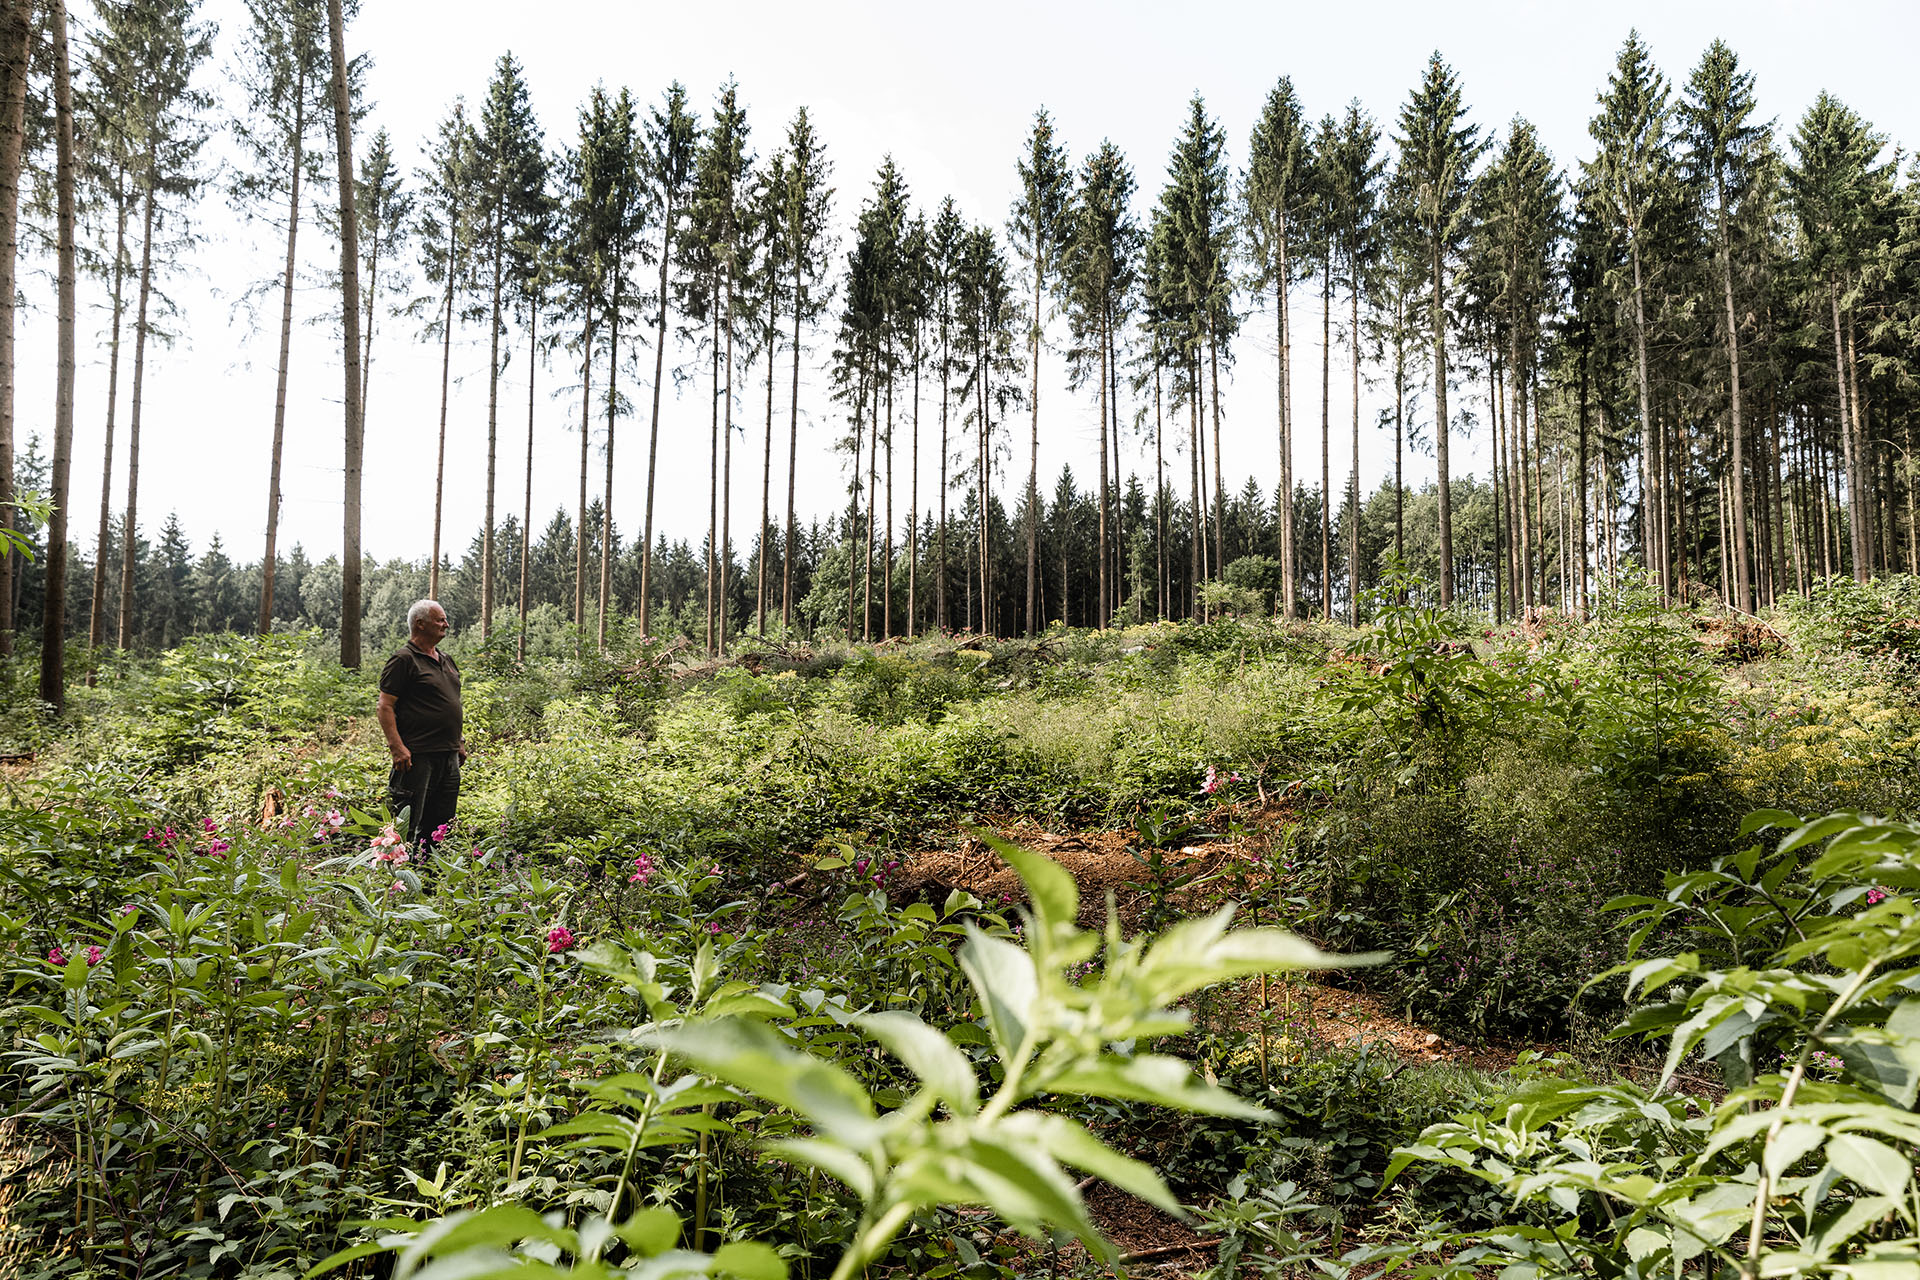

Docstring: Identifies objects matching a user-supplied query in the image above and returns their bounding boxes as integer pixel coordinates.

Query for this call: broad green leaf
[761,1138,875,1201]
[1828,1133,1913,1198]
[615,1207,683,1256]
[1046,1054,1270,1119]
[956,1133,1108,1260]
[710,1241,787,1280]
[958,925,1036,1063]
[1765,1123,1828,1178]
[857,1011,979,1114]
[1018,1113,1181,1216]
[645,1020,878,1142]
[1739,809,1797,838]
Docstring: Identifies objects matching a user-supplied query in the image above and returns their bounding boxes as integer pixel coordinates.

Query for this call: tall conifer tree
[1394,52,1484,606]
[474,52,547,638]
[1243,79,1309,617]
[1009,108,1070,633]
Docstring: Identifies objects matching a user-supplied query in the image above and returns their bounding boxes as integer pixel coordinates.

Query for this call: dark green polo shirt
[378,642,463,753]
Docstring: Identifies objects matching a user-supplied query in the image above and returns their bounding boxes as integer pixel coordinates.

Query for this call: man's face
[417,607,450,643]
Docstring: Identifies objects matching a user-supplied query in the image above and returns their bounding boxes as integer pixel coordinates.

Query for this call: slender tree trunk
[1096,311,1110,627]
[1189,347,1202,619]
[1715,179,1750,611]
[518,302,537,662]
[1843,297,1872,579]
[863,347,877,641]
[757,295,776,636]
[1276,238,1295,617]
[1630,243,1661,597]
[1577,336,1590,616]
[485,189,507,639]
[781,265,803,632]
[640,193,676,637]
[89,172,129,653]
[1319,266,1331,620]
[935,322,948,633]
[327,0,364,667]
[1026,255,1041,633]
[720,265,736,654]
[1109,314,1124,619]
[908,335,920,635]
[882,333,893,639]
[1392,295,1404,573]
[430,219,456,599]
[1515,349,1535,609]
[39,0,76,707]
[847,369,864,641]
[1491,358,1506,624]
[1347,281,1360,624]
[116,159,159,650]
[600,259,622,650]
[978,346,990,634]
[1209,327,1226,589]
[1432,242,1453,605]
[1154,359,1166,620]
[1829,278,1868,581]
[578,300,596,640]
[0,0,27,653]
[259,66,306,635]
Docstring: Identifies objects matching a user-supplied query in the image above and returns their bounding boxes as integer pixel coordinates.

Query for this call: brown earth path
[889,815,1537,1272]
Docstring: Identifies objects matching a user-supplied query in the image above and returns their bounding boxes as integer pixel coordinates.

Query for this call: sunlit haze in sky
[19,0,1920,572]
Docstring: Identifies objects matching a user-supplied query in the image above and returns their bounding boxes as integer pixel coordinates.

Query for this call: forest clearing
[3,0,1920,1275]
[5,582,1920,1276]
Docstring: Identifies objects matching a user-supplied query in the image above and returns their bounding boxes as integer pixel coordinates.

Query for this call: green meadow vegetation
[4,576,1920,1277]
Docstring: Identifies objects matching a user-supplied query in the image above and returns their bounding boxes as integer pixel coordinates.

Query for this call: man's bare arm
[376,692,411,771]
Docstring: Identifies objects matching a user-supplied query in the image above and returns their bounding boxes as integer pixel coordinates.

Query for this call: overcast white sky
[17,0,1920,567]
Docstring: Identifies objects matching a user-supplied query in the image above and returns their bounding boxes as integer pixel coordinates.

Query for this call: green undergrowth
[4,574,1920,1275]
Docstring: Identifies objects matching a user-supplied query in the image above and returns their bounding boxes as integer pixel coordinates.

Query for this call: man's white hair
[407,599,445,632]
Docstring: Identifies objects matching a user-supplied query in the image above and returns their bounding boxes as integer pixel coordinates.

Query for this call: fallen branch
[1116,1239,1220,1265]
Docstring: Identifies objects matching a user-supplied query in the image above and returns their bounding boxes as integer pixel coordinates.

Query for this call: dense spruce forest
[0,3,1916,690]
[6,4,1920,1280]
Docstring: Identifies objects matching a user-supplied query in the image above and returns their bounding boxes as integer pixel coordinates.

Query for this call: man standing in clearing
[378,599,468,848]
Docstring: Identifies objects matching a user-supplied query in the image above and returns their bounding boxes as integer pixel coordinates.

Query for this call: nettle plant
[1362,809,1920,1279]
[324,836,1371,1278]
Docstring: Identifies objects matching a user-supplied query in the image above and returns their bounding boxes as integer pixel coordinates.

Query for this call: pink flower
[431,822,452,842]
[203,818,218,833]
[118,904,136,916]
[387,880,406,896]
[47,946,65,966]
[207,839,230,856]
[302,805,317,818]
[706,922,722,935]
[546,926,576,954]
[1866,887,1891,906]
[325,811,345,828]
[629,852,655,885]
[85,946,103,966]
[1202,765,1221,795]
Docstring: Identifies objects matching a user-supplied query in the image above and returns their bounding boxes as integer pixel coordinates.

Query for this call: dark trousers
[388,750,462,848]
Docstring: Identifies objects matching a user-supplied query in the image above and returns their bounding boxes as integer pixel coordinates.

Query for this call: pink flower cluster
[1201,765,1243,795]
[629,853,655,884]
[371,826,410,864]
[430,822,452,842]
[47,944,103,967]
[546,926,576,954]
[1865,886,1891,906]
[853,857,899,886]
